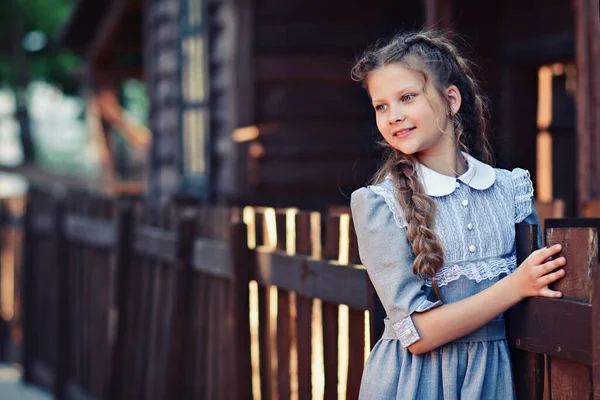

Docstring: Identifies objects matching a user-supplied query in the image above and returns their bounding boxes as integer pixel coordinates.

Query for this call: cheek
[375,115,388,133]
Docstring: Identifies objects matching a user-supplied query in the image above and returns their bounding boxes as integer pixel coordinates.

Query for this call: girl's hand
[511,244,566,300]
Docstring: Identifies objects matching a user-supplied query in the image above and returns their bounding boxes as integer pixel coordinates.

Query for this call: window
[180,0,210,198]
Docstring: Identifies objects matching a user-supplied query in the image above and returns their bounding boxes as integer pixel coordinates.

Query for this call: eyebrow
[371,85,420,104]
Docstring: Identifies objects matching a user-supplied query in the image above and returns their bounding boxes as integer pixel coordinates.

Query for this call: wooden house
[57,0,599,214]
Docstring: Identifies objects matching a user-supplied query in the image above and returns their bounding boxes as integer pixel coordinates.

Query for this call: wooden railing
[8,188,600,399]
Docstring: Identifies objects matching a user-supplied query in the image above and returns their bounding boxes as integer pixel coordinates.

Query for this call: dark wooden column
[425,0,453,29]
[574,0,600,213]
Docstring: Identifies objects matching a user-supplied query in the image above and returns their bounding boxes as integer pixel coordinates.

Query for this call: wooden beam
[574,0,600,212]
[425,0,454,30]
[86,0,131,66]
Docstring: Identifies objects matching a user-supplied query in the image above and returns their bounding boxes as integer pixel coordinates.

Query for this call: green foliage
[0,0,80,93]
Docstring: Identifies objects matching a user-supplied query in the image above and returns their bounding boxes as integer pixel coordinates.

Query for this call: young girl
[350,30,566,399]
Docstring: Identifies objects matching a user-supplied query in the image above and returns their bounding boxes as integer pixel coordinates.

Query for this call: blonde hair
[351,30,493,298]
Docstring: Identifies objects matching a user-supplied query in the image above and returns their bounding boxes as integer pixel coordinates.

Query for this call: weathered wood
[295,294,312,400]
[230,216,253,399]
[191,238,232,278]
[132,225,177,263]
[347,308,365,400]
[546,227,598,302]
[425,0,453,29]
[277,290,292,399]
[322,302,339,400]
[549,356,592,399]
[259,84,368,120]
[592,264,600,399]
[574,0,593,213]
[508,297,591,365]
[55,197,68,400]
[108,202,134,400]
[510,351,545,400]
[258,285,274,400]
[63,214,117,248]
[256,54,355,83]
[508,223,545,400]
[254,252,369,310]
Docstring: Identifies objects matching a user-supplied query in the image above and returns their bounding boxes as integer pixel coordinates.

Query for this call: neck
[417,148,467,177]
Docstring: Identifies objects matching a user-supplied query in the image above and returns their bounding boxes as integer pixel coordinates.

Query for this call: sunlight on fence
[243,205,370,399]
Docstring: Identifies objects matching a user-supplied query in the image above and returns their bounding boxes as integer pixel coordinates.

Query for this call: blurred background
[0,0,596,215]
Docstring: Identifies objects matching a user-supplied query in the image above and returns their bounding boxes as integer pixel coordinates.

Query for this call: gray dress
[351,154,540,400]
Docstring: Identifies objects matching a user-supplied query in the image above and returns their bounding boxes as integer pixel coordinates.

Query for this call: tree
[0,0,79,163]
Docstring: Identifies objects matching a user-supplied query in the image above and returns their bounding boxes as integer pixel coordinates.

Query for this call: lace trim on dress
[423,254,517,287]
[392,299,442,347]
[512,168,534,223]
[368,180,407,229]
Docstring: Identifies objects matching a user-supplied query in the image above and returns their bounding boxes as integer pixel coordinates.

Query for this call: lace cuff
[392,299,442,347]
[368,180,407,229]
[511,168,534,223]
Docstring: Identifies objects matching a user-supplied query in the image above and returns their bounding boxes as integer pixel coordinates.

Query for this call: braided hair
[351,30,492,298]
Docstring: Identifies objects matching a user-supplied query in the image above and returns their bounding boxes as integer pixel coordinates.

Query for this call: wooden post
[546,223,598,399]
[108,201,134,400]
[592,263,600,400]
[574,0,600,213]
[21,193,35,384]
[425,0,454,30]
[54,191,68,400]
[508,223,545,400]
[231,210,253,399]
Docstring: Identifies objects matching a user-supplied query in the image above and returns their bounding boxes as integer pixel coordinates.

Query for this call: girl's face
[367,63,460,158]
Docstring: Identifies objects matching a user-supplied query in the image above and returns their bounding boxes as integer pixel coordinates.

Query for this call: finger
[534,245,563,263]
[539,287,563,298]
[541,257,566,273]
[542,269,566,286]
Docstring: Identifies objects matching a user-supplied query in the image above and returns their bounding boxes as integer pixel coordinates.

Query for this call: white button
[469,245,476,253]
[467,223,473,230]
[462,199,469,207]
[455,181,460,188]
[405,329,412,335]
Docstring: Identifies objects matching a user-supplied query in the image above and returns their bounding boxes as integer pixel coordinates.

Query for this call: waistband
[381,318,506,343]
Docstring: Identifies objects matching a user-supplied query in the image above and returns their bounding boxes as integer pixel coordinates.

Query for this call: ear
[445,85,462,116]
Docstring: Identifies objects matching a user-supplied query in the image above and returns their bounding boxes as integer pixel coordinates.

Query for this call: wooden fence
[6,187,600,399]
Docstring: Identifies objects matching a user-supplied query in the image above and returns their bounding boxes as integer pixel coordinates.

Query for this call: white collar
[385,152,496,197]
[418,152,495,196]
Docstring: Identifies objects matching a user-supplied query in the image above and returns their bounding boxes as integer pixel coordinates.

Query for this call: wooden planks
[508,221,600,399]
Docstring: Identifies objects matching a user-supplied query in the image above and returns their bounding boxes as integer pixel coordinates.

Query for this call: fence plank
[346,308,364,400]
[593,264,600,399]
[296,294,313,400]
[231,214,253,400]
[550,357,592,399]
[546,227,598,302]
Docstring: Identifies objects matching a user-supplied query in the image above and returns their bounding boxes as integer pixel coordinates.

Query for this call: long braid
[351,30,492,298]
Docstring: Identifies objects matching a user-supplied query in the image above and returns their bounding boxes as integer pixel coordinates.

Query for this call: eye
[374,104,387,112]
[401,94,416,102]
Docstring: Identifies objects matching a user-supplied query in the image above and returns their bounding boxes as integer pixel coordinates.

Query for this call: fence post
[592,263,600,399]
[54,190,68,400]
[507,223,545,400]
[21,192,35,384]
[108,200,134,400]
[231,209,253,399]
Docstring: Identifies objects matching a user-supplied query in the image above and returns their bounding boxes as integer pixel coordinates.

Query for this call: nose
[388,105,405,124]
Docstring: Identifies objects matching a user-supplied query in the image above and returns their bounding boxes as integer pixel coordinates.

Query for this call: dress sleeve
[511,168,542,248]
[511,168,534,223]
[351,187,442,348]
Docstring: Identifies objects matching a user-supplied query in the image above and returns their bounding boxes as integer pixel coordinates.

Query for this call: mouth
[392,127,415,138]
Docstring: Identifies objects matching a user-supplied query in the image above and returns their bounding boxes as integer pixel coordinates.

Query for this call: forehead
[367,63,425,97]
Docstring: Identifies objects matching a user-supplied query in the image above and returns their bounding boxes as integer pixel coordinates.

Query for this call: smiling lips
[393,127,415,138]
